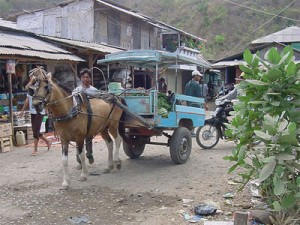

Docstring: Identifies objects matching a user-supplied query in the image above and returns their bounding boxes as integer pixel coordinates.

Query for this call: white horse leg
[77,144,88,182]
[113,132,122,170]
[61,143,70,190]
[103,139,114,173]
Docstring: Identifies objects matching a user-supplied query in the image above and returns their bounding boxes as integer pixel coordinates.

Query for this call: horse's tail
[118,98,132,144]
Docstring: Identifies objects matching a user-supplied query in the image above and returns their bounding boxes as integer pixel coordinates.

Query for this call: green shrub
[225,46,300,213]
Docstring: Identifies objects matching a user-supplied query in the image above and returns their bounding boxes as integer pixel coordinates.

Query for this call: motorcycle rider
[217,73,245,112]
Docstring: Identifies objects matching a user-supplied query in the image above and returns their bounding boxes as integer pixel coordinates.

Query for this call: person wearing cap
[184,70,202,104]
[184,70,206,137]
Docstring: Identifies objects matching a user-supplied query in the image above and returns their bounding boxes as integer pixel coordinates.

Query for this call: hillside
[1,0,300,60]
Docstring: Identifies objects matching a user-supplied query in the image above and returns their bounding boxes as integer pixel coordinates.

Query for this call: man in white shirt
[72,69,98,169]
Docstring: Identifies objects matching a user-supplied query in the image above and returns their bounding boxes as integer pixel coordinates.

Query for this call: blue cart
[98,50,209,164]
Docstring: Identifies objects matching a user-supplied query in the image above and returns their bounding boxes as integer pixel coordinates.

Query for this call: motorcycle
[195,98,233,149]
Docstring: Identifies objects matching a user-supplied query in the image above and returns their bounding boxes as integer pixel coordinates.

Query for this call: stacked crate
[0,123,13,153]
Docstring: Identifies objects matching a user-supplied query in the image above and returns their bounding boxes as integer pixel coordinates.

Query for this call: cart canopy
[97,49,211,68]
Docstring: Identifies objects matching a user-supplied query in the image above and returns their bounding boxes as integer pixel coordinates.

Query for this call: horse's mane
[51,77,73,94]
[29,66,73,94]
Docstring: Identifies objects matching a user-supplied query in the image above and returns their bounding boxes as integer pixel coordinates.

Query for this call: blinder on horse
[31,78,52,112]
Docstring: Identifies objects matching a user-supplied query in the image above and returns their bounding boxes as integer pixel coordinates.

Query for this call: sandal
[31,152,39,156]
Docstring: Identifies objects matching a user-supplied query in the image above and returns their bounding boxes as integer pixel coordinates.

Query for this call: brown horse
[28,67,124,190]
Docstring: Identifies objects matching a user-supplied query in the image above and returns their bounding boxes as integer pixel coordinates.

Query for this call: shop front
[0,25,83,152]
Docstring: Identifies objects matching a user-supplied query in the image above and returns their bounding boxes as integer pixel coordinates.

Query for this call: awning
[40,35,124,54]
[0,47,83,61]
[0,29,84,62]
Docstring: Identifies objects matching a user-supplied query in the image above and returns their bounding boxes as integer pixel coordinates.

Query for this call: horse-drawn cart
[98,50,209,164]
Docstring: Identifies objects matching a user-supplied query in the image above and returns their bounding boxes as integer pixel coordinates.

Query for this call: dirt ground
[0,134,255,225]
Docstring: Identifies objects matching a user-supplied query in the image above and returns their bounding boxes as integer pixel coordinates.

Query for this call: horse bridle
[32,78,73,106]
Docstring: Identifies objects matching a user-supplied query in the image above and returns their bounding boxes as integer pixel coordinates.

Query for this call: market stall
[0,23,83,151]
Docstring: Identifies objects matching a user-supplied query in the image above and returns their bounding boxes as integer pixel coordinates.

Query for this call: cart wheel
[169,127,192,164]
[123,135,146,159]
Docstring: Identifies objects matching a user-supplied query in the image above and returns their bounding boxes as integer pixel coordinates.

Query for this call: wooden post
[6,60,16,136]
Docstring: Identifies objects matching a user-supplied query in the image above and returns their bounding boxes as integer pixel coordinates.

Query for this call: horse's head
[27,67,53,113]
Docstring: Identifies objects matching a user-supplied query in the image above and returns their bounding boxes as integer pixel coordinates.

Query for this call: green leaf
[261,156,275,163]
[271,101,280,106]
[238,145,247,162]
[281,194,296,209]
[246,80,268,86]
[286,62,296,77]
[243,49,253,65]
[278,119,288,132]
[297,177,300,186]
[281,45,293,58]
[228,164,238,173]
[240,65,252,74]
[276,154,295,161]
[254,130,272,140]
[278,134,298,145]
[258,160,276,182]
[266,48,281,64]
[248,101,266,104]
[265,92,281,95]
[273,201,282,211]
[278,50,291,65]
[267,68,282,81]
[287,123,296,132]
[273,175,285,195]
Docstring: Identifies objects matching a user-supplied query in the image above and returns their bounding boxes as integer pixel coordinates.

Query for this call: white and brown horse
[28,67,124,189]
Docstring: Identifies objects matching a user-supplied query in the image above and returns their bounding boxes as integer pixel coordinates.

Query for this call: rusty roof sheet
[0,30,84,61]
[40,35,123,54]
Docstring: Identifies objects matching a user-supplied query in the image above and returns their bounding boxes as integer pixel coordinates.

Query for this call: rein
[47,94,74,106]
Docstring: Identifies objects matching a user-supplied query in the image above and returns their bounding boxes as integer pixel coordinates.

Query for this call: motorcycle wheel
[196,124,220,149]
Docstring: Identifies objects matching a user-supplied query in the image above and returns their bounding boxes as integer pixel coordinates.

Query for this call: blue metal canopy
[97,49,211,68]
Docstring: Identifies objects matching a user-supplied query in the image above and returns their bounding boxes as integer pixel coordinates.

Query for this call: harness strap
[51,95,82,122]
[83,94,93,134]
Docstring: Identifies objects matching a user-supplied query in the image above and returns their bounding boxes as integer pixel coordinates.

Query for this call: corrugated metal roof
[0,30,83,61]
[0,47,83,61]
[211,60,246,68]
[252,26,300,44]
[0,18,17,29]
[40,35,123,54]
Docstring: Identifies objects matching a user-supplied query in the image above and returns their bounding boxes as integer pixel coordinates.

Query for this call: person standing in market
[184,70,202,104]
[20,79,51,156]
[72,68,98,170]
[184,70,204,136]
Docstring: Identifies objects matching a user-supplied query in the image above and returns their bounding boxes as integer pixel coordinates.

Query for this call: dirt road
[0,136,252,225]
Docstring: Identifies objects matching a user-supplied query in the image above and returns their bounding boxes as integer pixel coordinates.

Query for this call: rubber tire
[195,123,220,149]
[123,135,146,159]
[169,127,192,164]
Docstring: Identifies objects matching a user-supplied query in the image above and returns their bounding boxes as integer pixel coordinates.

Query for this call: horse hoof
[103,168,111,174]
[76,164,82,170]
[115,162,122,170]
[79,176,87,182]
[61,183,69,190]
